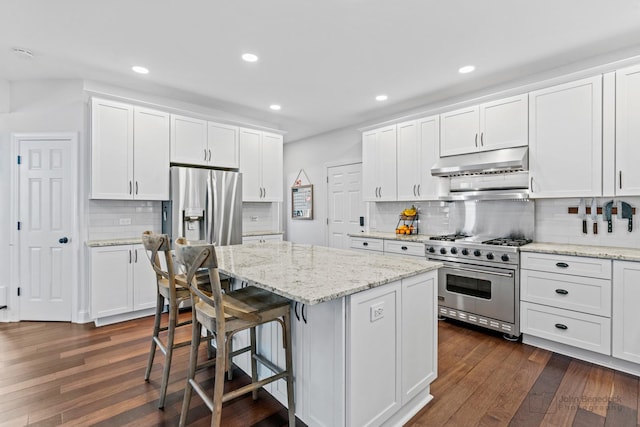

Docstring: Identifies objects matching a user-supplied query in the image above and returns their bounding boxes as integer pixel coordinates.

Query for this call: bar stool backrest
[141,231,178,298]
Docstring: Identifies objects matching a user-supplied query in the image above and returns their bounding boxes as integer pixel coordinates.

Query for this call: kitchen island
[213,241,441,427]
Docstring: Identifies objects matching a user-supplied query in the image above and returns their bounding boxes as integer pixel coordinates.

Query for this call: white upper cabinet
[133,107,170,200]
[529,76,603,198]
[207,122,239,169]
[440,94,528,157]
[362,125,397,201]
[170,114,240,169]
[615,64,640,195]
[91,98,169,200]
[396,116,441,200]
[239,128,283,202]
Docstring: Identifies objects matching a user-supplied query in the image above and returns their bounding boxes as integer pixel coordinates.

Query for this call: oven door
[436,261,515,324]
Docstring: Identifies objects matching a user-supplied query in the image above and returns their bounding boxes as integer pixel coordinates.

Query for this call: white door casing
[327,163,364,249]
[16,133,77,321]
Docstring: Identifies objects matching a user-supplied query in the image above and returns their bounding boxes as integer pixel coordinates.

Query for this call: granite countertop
[242,231,284,237]
[87,238,143,247]
[215,241,441,305]
[348,231,434,243]
[521,242,640,262]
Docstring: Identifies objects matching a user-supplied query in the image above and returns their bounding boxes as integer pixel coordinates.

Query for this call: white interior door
[327,163,364,249]
[19,136,75,321]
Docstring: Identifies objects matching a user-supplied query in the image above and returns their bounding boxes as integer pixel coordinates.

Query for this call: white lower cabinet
[612,260,640,364]
[90,244,156,320]
[520,252,612,355]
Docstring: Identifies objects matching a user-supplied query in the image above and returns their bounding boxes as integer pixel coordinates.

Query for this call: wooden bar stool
[141,231,193,409]
[174,238,296,427]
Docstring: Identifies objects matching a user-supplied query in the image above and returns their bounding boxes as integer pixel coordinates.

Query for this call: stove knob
[473,250,481,257]
[486,253,494,260]
[450,247,458,255]
[440,248,447,255]
[428,247,435,253]
[461,248,469,256]
[501,254,510,262]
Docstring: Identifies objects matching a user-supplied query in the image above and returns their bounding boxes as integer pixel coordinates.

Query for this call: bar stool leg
[158,300,178,408]
[250,327,259,400]
[144,293,163,382]
[179,311,201,427]
[211,332,227,427]
[284,311,296,427]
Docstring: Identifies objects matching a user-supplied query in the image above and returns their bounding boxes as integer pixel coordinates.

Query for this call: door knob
[59,237,69,244]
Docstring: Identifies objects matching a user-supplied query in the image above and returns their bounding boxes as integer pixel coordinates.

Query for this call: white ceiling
[2,0,640,142]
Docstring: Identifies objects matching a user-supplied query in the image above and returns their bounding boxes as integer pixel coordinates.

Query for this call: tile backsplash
[87,200,162,240]
[242,202,281,234]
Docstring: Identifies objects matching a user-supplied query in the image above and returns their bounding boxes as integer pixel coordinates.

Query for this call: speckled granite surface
[348,232,434,243]
[86,238,142,247]
[215,241,441,305]
[242,231,284,237]
[521,242,640,261]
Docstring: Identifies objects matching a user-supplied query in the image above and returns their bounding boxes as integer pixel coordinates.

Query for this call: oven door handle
[447,266,514,278]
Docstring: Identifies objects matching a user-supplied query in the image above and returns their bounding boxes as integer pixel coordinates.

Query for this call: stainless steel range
[426,234,531,340]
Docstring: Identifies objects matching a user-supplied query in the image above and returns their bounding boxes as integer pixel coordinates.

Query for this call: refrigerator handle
[206,172,214,244]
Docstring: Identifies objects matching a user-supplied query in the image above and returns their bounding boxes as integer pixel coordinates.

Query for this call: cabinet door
[261,132,284,202]
[480,94,528,151]
[615,65,640,195]
[529,76,602,198]
[362,130,379,201]
[208,122,239,169]
[132,245,157,311]
[348,282,401,427]
[396,120,420,201]
[91,246,133,318]
[402,273,437,404]
[440,105,479,156]
[170,114,207,166]
[377,125,397,201]
[133,107,170,200]
[91,98,134,199]
[612,261,640,364]
[296,299,346,427]
[239,128,263,201]
[418,115,441,199]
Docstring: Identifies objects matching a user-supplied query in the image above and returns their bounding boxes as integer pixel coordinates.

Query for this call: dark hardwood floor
[1,315,639,426]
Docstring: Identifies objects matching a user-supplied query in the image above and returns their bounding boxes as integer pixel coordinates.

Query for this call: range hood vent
[431,146,528,177]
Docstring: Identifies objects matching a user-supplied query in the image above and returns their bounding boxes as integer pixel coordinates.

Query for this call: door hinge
[17,287,21,297]
[17,155,21,165]
[17,221,21,230]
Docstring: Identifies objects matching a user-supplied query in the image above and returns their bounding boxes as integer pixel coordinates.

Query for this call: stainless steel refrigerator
[162,167,242,246]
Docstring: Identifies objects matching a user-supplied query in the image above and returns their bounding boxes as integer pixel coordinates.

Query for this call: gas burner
[482,237,533,247]
[429,234,470,241]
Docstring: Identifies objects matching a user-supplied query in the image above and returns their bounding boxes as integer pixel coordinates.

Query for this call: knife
[621,201,633,232]
[591,198,598,234]
[604,200,614,233]
[578,198,587,234]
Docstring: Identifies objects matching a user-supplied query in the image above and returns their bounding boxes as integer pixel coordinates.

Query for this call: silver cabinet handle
[619,171,622,189]
[134,249,138,263]
[129,250,132,264]
[417,184,421,196]
[129,181,132,195]
[208,149,212,161]
[204,149,207,161]
[135,181,138,195]
[480,132,484,146]
[475,133,478,148]
[413,184,416,196]
[530,177,534,193]
[379,187,382,198]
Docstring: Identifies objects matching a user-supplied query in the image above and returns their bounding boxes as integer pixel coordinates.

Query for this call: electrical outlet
[370,302,384,322]
[119,218,132,225]
[250,216,258,222]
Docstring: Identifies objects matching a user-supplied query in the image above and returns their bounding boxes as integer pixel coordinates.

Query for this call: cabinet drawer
[350,237,383,252]
[521,270,611,317]
[521,302,611,355]
[383,240,425,257]
[521,252,611,279]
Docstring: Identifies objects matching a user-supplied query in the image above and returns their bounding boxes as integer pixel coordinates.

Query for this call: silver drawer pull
[555,289,569,295]
[555,262,569,268]
[555,323,568,330]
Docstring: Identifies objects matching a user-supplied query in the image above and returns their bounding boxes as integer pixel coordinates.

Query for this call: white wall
[284,127,361,245]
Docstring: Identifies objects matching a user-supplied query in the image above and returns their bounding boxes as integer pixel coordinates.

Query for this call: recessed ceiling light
[458,65,475,74]
[242,53,259,63]
[12,47,34,59]
[269,104,281,111]
[375,95,388,101]
[132,66,149,74]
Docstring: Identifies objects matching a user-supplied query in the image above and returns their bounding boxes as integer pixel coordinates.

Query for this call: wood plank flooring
[1,315,639,426]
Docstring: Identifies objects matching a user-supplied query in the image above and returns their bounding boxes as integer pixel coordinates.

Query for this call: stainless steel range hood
[431,146,528,177]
